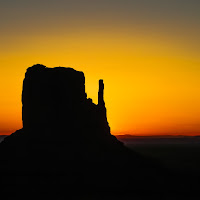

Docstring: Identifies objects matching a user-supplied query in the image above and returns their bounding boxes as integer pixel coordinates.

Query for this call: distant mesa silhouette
[0,64,164,195]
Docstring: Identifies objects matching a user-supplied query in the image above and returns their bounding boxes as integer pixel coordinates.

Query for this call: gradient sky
[0,0,199,135]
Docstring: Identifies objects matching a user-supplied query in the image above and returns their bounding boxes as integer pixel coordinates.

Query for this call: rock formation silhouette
[0,64,165,197]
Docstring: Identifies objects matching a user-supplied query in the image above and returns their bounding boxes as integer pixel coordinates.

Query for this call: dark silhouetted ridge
[0,64,170,197]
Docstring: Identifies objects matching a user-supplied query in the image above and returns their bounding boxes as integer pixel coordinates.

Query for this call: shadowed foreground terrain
[0,65,199,199]
[118,135,200,173]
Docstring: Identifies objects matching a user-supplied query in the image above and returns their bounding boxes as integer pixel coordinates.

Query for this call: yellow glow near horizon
[0,28,199,136]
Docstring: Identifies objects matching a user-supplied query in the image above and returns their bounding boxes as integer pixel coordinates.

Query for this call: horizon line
[1,133,200,138]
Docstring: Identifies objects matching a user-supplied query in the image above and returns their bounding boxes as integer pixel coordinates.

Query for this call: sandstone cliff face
[22,65,86,131]
[1,64,124,160]
[21,64,114,143]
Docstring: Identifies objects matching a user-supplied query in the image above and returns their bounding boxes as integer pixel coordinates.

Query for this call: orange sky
[0,0,199,136]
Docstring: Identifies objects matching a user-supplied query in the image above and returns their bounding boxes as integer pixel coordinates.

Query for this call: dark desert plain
[0,0,200,199]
